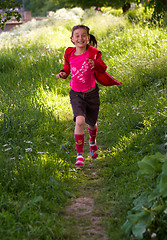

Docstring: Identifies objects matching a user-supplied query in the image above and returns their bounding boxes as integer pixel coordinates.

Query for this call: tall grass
[0,8,167,239]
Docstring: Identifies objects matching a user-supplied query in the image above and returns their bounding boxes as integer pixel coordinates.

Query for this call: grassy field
[0,8,167,239]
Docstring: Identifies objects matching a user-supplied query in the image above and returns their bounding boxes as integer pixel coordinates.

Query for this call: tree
[24,0,68,16]
[145,0,167,16]
[64,0,132,12]
[0,0,22,29]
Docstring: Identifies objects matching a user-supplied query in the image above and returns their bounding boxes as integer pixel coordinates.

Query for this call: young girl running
[56,25,120,167]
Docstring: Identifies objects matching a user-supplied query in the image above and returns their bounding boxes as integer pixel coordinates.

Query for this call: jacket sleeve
[93,51,107,73]
[60,49,71,79]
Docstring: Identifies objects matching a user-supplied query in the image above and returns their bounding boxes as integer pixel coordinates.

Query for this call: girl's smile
[72,28,90,49]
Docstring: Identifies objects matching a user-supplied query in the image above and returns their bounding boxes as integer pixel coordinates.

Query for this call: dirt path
[64,156,108,240]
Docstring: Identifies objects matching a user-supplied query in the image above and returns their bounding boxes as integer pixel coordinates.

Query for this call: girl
[56,25,120,167]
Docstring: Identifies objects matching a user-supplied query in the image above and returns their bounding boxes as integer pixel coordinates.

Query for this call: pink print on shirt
[71,60,89,83]
[70,50,96,92]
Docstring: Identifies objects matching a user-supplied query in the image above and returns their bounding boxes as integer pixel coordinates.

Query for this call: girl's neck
[74,45,88,55]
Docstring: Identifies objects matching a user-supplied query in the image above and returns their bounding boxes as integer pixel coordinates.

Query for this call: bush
[126,5,154,25]
[101,7,123,16]
[122,152,167,239]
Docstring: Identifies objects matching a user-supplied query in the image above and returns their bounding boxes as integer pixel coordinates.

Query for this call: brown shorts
[69,85,100,126]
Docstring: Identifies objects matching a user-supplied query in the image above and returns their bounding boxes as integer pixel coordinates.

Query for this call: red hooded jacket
[60,45,122,86]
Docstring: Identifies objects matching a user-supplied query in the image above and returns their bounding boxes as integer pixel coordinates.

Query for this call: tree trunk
[122,2,130,13]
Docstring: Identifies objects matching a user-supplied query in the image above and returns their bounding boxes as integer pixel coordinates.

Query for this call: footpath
[63,150,108,240]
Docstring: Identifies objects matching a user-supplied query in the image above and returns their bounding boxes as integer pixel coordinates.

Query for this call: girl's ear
[71,36,75,45]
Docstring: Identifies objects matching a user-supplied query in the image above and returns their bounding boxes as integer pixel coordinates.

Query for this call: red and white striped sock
[88,127,98,159]
[74,134,84,166]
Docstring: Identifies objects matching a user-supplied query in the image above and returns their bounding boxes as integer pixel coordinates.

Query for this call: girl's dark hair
[71,25,97,48]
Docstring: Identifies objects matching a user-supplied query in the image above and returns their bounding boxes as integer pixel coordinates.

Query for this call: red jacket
[60,45,122,86]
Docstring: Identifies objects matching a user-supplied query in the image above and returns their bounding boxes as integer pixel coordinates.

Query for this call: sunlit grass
[35,86,72,121]
[83,11,128,38]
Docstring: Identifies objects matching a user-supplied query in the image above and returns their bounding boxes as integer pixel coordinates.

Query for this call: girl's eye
[74,34,87,38]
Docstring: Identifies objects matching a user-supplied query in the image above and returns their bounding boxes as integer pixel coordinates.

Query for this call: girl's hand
[56,72,67,79]
[87,58,95,69]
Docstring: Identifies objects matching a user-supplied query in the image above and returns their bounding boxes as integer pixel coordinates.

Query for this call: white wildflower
[24,140,33,144]
[132,105,138,110]
[4,148,11,151]
[37,152,48,154]
[164,208,167,214]
[151,233,157,238]
[25,148,32,152]
[3,144,8,147]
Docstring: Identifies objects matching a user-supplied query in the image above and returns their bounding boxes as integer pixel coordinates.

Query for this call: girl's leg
[74,116,85,166]
[75,116,85,135]
[88,123,98,159]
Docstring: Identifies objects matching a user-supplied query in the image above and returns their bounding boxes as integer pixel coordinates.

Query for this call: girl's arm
[60,58,70,78]
[56,71,67,79]
[57,48,72,79]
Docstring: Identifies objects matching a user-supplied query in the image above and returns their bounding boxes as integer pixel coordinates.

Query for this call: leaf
[64,191,76,198]
[122,212,139,235]
[148,186,161,202]
[132,192,149,211]
[132,221,146,239]
[121,219,133,236]
[158,153,167,163]
[152,204,165,213]
[159,174,167,197]
[162,158,167,174]
[132,211,152,239]
[159,160,167,197]
[138,153,164,177]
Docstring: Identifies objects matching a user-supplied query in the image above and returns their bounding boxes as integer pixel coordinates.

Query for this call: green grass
[0,7,167,239]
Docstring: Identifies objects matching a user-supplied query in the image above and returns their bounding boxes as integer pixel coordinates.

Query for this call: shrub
[126,5,154,25]
[122,152,167,239]
[101,7,123,16]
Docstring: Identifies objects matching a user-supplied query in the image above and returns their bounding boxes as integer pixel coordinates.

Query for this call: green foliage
[146,0,167,17]
[101,7,123,16]
[126,4,154,25]
[122,153,167,239]
[127,1,167,25]
[0,0,22,29]
[22,0,167,23]
[24,0,72,16]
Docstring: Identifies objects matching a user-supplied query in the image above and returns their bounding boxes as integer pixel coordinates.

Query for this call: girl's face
[71,28,90,49]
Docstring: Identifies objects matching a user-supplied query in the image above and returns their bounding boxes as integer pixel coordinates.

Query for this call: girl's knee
[76,116,85,128]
